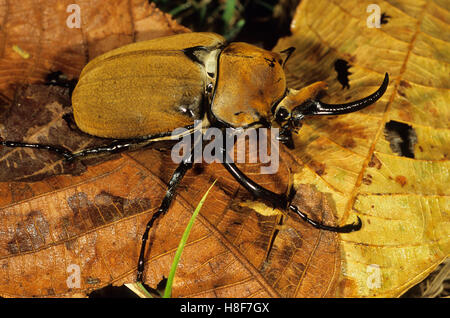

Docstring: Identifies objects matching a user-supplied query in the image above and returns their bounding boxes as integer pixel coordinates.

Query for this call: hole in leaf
[384,120,417,158]
[381,12,391,25]
[334,59,351,89]
[44,71,77,97]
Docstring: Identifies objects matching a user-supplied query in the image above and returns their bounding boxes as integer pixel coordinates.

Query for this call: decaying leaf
[0,0,342,298]
[274,0,449,297]
[0,85,112,182]
[0,84,344,297]
[128,148,343,298]
[0,0,189,100]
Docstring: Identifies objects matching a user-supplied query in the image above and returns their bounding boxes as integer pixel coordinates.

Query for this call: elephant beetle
[0,32,389,283]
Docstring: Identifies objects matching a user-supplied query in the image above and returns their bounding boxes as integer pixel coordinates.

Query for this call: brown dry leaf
[0,0,189,100]
[274,0,449,297]
[0,0,342,298]
[0,85,111,182]
[0,85,342,297]
[127,146,343,298]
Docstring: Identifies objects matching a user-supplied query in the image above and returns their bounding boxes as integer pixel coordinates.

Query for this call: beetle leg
[277,124,295,149]
[0,140,75,160]
[67,139,152,161]
[136,147,194,283]
[0,138,156,162]
[220,149,361,233]
[0,127,193,162]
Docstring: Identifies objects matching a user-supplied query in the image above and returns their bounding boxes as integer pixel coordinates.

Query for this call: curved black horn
[280,47,296,67]
[301,73,389,116]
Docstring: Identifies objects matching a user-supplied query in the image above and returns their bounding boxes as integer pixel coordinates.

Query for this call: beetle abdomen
[72,33,226,139]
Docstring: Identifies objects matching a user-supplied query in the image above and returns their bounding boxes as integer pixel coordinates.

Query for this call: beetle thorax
[210,42,287,129]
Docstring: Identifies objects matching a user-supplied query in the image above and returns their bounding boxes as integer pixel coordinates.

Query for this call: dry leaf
[0,84,344,297]
[0,0,189,100]
[274,0,449,297]
[0,85,111,182]
[0,0,343,298]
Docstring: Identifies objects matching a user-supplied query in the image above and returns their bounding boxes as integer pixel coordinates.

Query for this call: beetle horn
[298,73,389,116]
[280,47,296,67]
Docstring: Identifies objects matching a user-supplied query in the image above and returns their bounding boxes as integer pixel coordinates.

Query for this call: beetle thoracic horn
[298,72,389,116]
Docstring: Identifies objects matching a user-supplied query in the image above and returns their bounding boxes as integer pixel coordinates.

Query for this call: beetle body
[73,32,388,144]
[1,31,389,284]
[72,32,292,139]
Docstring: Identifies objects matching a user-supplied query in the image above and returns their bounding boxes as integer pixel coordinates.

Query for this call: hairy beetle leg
[0,139,135,162]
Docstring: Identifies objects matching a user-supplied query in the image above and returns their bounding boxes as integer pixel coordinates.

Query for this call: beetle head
[273,73,389,149]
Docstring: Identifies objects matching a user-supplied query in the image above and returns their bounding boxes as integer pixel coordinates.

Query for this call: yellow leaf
[274,0,449,297]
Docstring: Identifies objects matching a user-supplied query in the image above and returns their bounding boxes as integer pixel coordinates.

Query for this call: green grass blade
[163,180,217,298]
[224,18,245,41]
[125,282,153,298]
[169,2,192,17]
[255,0,274,12]
[222,0,236,27]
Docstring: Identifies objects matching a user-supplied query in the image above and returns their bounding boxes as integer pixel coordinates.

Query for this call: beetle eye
[276,107,290,121]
